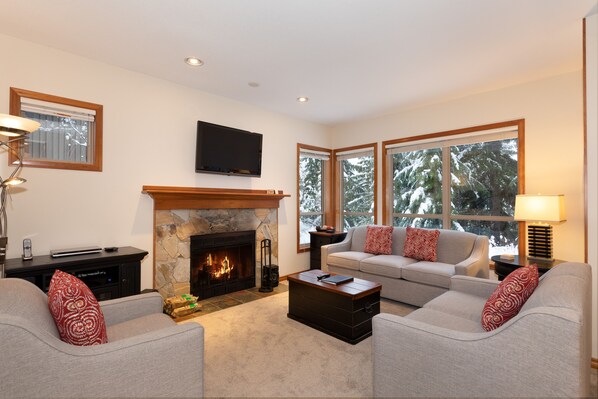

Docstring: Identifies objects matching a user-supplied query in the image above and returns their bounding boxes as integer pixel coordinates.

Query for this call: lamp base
[527,224,553,261]
[0,236,7,279]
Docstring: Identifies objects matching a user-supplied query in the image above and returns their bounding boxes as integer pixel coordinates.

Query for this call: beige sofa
[372,262,593,397]
[322,225,489,306]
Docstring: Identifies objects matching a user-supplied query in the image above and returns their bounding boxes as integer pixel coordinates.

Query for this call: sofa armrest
[449,275,499,299]
[1,318,204,398]
[454,235,489,278]
[100,292,164,326]
[320,231,353,270]
[372,309,587,398]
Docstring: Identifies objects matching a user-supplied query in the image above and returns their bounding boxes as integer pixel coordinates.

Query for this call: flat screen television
[195,121,263,177]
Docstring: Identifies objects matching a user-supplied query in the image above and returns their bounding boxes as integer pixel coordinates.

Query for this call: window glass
[339,151,375,230]
[388,131,519,257]
[22,111,94,164]
[393,216,443,229]
[392,148,443,215]
[451,139,517,217]
[298,153,326,248]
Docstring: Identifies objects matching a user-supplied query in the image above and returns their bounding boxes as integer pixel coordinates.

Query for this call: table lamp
[514,194,566,261]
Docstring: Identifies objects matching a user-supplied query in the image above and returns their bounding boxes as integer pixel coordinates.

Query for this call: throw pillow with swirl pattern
[482,264,539,331]
[47,269,108,345]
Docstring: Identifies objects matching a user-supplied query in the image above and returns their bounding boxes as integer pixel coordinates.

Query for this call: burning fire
[206,253,234,279]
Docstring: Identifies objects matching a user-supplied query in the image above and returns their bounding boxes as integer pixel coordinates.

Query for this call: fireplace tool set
[259,239,278,292]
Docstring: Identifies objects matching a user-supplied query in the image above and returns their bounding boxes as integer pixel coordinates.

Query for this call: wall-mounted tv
[195,121,263,177]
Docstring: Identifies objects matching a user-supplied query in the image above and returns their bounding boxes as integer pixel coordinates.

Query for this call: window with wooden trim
[9,87,103,171]
[297,144,332,252]
[383,120,524,257]
[334,143,377,231]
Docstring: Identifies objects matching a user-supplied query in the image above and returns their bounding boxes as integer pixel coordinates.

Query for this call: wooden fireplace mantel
[142,185,290,210]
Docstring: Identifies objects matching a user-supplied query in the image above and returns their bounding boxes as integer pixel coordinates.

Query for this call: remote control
[317,274,331,280]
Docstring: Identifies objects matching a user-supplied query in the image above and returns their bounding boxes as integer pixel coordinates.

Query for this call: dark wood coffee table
[287,269,382,344]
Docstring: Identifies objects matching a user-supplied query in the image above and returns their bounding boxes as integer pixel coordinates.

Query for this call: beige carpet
[183,291,597,398]
[182,290,415,397]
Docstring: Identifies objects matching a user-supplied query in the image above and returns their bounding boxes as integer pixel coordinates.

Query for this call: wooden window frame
[382,119,526,257]
[9,87,103,172]
[297,143,333,253]
[332,143,378,230]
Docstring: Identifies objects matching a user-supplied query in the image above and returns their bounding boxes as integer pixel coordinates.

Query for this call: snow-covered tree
[341,155,374,230]
[392,138,518,252]
[299,156,324,244]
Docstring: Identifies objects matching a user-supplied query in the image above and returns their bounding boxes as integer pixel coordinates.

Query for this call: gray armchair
[0,278,204,398]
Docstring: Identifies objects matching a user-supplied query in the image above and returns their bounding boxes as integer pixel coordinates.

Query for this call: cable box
[50,246,103,258]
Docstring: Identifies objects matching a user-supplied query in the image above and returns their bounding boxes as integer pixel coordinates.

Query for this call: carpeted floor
[183,290,597,398]
[182,290,403,397]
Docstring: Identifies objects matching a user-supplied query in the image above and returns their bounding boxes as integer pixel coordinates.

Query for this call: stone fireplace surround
[142,186,289,298]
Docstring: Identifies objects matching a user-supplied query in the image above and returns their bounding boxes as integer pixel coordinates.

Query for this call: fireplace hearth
[190,231,256,300]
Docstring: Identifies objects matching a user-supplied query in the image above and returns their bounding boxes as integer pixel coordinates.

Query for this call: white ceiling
[0,0,596,126]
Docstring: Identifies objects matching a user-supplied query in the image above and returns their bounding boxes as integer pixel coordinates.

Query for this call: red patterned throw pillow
[364,226,394,255]
[403,226,440,261]
[47,269,108,346]
[481,264,539,331]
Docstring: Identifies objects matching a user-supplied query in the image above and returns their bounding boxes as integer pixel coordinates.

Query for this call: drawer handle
[365,303,373,314]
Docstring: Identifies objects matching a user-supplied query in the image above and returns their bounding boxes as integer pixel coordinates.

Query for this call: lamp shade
[0,113,40,137]
[514,194,566,223]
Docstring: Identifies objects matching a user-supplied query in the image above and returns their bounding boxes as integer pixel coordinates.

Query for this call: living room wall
[330,70,595,357]
[584,12,598,361]
[0,33,327,287]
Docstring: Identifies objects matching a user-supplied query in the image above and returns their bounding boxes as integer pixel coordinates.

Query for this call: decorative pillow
[364,226,394,255]
[402,226,440,261]
[47,269,108,346]
[481,264,539,331]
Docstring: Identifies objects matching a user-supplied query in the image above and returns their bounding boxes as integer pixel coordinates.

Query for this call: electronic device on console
[50,246,102,258]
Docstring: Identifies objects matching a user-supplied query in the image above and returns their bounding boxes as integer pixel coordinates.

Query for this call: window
[9,87,103,171]
[297,144,332,251]
[334,144,377,231]
[383,120,524,257]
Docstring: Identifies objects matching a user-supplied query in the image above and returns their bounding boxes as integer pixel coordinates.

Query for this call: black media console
[4,246,148,300]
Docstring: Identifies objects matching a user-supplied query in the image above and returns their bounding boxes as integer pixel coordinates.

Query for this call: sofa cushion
[360,255,417,278]
[47,270,108,346]
[401,261,455,288]
[390,227,408,256]
[107,313,175,342]
[434,229,477,264]
[349,225,369,252]
[327,251,375,271]
[364,225,393,255]
[482,264,539,331]
[406,308,485,333]
[403,227,440,261]
[423,291,486,323]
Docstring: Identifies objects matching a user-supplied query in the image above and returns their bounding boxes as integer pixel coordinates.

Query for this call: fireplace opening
[190,230,256,300]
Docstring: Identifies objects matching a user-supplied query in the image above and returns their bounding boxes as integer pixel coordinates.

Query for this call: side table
[491,255,565,280]
[309,231,347,269]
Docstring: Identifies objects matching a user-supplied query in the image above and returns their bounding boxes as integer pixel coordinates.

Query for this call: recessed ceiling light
[297,96,309,103]
[185,57,204,67]
[248,82,260,88]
